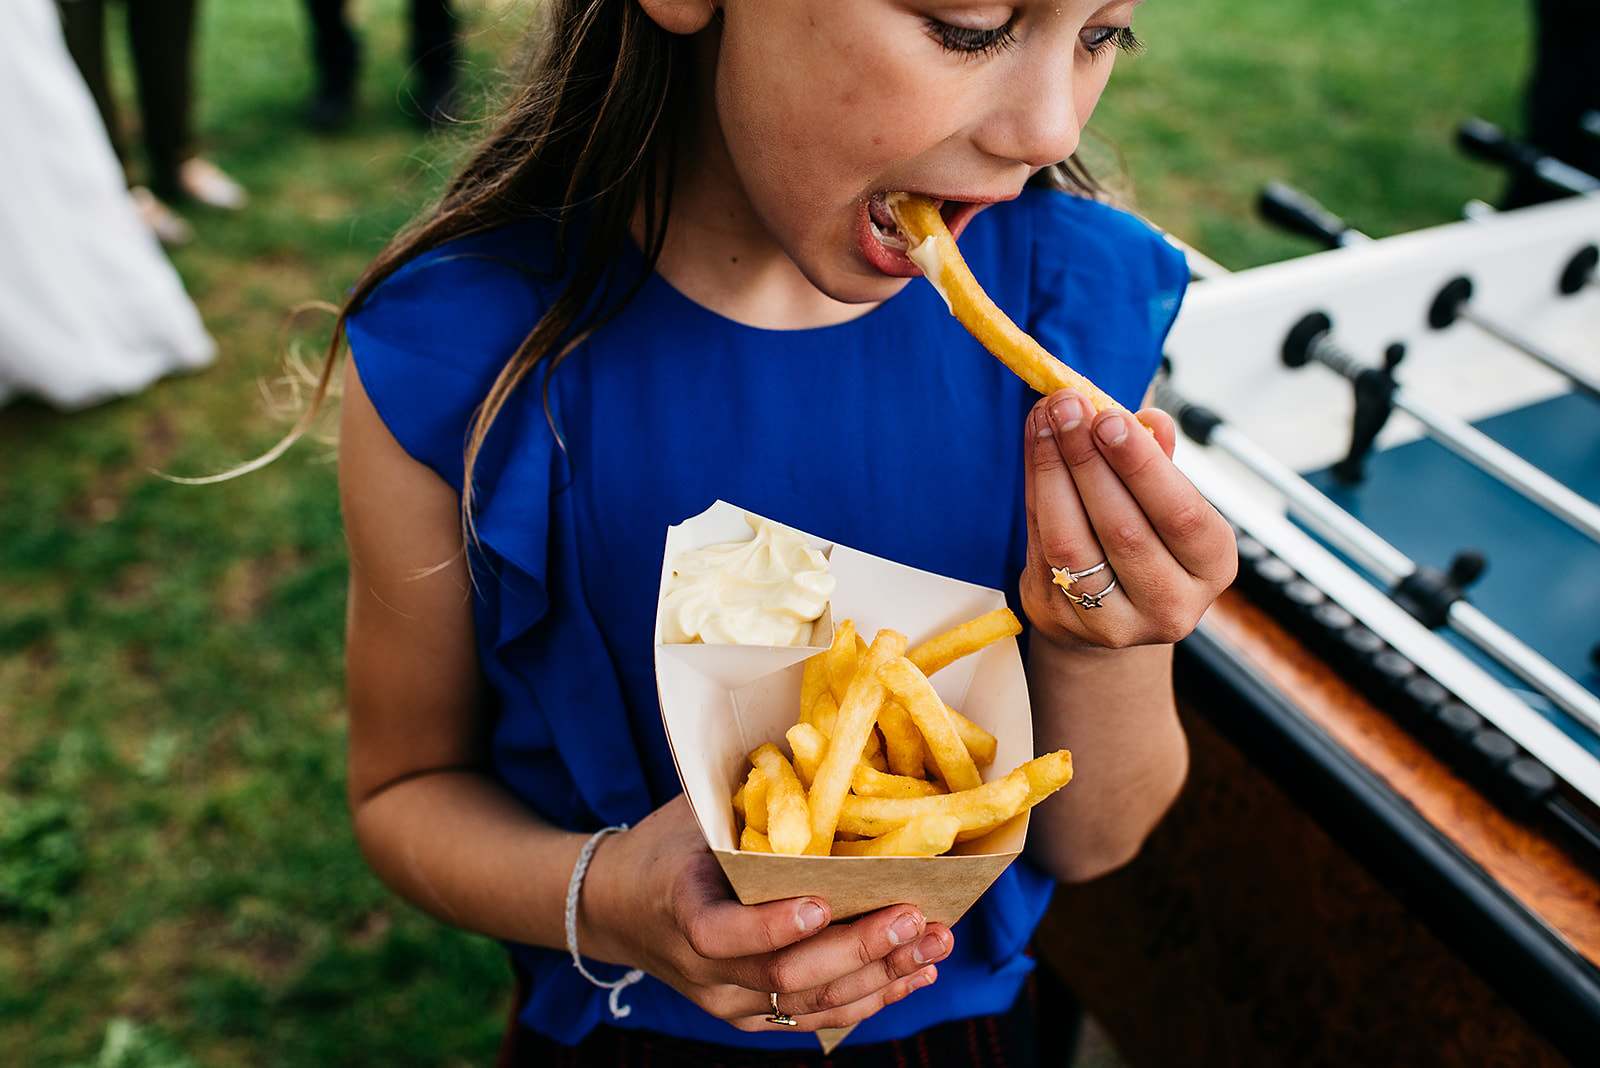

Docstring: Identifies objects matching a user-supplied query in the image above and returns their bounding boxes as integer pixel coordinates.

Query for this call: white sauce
[908,237,952,312]
[661,514,834,646]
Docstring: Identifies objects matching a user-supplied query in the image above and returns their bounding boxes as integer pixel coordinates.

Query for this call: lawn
[1,1,1532,1064]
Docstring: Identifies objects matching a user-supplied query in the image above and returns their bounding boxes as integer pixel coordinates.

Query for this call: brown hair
[288,0,1098,532]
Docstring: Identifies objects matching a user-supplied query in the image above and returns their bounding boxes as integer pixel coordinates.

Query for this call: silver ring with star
[1050,561,1119,610]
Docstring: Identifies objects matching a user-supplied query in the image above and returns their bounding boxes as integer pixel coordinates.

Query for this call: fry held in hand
[729,609,1073,858]
[885,193,1126,414]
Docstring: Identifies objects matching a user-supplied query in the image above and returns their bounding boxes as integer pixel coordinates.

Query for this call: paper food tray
[654,500,1034,929]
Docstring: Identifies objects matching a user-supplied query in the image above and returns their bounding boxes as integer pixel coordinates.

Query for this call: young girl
[332,0,1235,1062]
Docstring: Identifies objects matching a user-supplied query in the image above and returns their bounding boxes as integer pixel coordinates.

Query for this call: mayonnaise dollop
[661,513,834,646]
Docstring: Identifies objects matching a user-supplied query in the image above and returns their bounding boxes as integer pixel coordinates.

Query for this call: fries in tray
[731,607,1071,858]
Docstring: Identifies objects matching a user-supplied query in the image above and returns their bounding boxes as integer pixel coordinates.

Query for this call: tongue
[868,195,900,233]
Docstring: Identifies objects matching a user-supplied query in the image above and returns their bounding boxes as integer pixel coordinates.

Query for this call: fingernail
[1095,413,1128,446]
[908,968,934,991]
[797,902,827,932]
[912,932,945,964]
[1049,396,1084,431]
[1033,407,1054,438]
[890,913,923,946]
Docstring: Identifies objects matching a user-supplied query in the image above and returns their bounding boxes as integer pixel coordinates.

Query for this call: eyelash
[926,20,1019,58]
[924,20,1145,60]
[1087,26,1144,58]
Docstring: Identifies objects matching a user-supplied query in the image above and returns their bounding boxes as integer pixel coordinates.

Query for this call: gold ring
[766,991,798,1026]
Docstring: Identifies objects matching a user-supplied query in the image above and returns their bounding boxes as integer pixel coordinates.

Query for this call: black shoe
[307,36,361,132]
[411,76,460,131]
[307,80,356,131]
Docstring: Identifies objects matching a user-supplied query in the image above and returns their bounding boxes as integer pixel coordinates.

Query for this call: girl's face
[661,0,1145,310]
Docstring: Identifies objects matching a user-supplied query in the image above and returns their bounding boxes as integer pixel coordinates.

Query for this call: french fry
[852,762,945,799]
[961,750,1075,840]
[807,629,906,851]
[949,706,999,768]
[877,700,925,779]
[825,618,859,705]
[907,607,1022,679]
[831,813,961,857]
[799,653,830,726]
[738,766,768,834]
[749,744,811,855]
[878,656,982,793]
[885,192,1127,413]
[740,826,773,853]
[1016,749,1074,807]
[838,770,1028,839]
[786,722,827,789]
[810,689,839,738]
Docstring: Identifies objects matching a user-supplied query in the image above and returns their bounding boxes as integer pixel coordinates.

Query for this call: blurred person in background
[1,0,214,410]
[302,0,460,131]
[56,0,247,246]
[1503,0,1600,208]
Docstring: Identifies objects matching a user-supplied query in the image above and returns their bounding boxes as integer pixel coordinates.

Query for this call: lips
[860,193,990,277]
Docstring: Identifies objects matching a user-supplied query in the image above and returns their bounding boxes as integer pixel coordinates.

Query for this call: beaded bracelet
[564,824,645,1018]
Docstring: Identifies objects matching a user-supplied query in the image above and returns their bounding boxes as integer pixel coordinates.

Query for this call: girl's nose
[972,61,1086,168]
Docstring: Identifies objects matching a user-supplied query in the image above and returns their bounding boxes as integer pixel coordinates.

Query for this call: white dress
[0,0,214,411]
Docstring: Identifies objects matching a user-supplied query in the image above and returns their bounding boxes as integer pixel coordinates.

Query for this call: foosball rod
[1428,276,1600,405]
[1457,115,1600,198]
[1256,181,1600,404]
[1283,313,1600,546]
[1194,195,1600,544]
[1154,374,1600,737]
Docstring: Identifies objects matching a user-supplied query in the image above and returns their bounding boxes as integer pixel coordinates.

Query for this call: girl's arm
[1015,389,1236,883]
[338,360,952,1033]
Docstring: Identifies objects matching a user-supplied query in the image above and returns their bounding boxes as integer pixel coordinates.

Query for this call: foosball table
[1035,127,1600,1065]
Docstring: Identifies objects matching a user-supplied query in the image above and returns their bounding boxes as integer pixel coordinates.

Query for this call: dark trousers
[304,0,457,94]
[56,0,197,196]
[1504,0,1600,207]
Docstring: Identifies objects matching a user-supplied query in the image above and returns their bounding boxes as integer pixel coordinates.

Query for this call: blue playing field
[1303,392,1600,753]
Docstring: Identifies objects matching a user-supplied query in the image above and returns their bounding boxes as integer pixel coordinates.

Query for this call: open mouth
[861,193,988,278]
[867,193,921,250]
[867,193,973,250]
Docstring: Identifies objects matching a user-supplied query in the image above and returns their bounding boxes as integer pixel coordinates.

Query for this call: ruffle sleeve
[345,242,560,636]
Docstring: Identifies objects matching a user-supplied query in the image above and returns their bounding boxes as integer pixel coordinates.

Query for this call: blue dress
[347,186,1189,1050]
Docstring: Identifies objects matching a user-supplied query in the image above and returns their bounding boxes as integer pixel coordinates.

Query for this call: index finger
[724,904,942,997]
[1089,406,1234,584]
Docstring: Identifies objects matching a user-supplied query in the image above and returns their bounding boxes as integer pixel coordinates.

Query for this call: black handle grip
[1257,181,1352,249]
[1456,116,1539,171]
[1151,369,1223,445]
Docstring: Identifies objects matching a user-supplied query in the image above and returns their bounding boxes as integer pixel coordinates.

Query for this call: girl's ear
[636,0,717,35]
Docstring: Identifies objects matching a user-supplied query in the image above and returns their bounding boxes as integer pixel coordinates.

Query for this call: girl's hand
[580,796,952,1033]
[1020,388,1236,651]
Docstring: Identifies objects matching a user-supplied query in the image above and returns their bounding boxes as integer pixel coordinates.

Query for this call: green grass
[1,0,1534,1063]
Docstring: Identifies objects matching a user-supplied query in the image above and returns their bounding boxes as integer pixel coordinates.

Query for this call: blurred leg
[304,0,359,127]
[125,0,195,198]
[409,0,458,126]
[56,0,128,177]
[1504,0,1600,207]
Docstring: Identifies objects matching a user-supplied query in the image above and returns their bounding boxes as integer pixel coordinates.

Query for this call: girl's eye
[1082,25,1144,58]
[925,19,1019,58]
